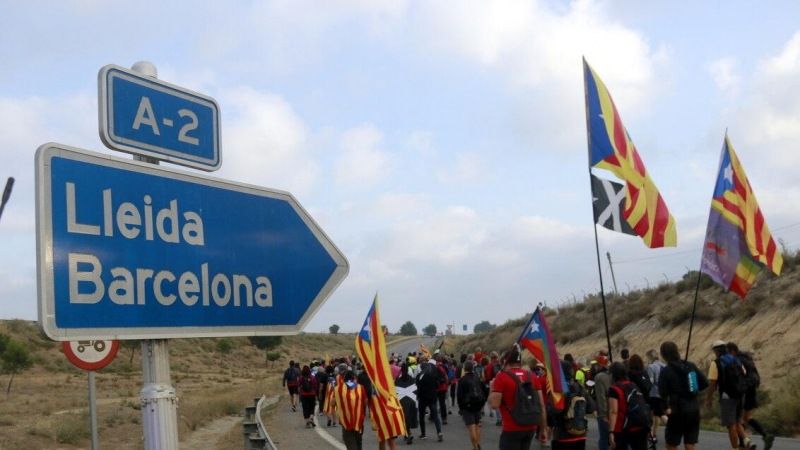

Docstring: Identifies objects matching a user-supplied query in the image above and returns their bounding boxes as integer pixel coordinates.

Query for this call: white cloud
[334,125,391,188]
[218,87,319,196]
[708,57,740,97]
[437,151,485,185]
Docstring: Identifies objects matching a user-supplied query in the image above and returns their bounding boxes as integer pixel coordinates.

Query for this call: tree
[329,324,340,335]
[248,336,283,361]
[120,340,140,364]
[473,320,497,334]
[422,323,437,336]
[266,351,281,367]
[399,321,418,336]
[1,338,34,395]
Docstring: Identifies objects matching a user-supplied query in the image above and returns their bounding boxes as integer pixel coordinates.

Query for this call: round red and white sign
[62,340,119,371]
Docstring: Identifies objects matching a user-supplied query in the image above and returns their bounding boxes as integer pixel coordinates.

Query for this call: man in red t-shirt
[488,344,548,450]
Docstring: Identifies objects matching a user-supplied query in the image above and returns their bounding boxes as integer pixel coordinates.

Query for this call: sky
[3,1,800,336]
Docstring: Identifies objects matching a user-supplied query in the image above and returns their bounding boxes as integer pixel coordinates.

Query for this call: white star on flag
[528,322,540,336]
[724,163,734,185]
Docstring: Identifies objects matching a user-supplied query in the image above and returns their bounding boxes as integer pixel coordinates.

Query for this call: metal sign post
[62,340,119,450]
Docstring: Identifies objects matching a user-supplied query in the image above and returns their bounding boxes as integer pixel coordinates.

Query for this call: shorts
[648,397,665,416]
[499,429,536,450]
[665,409,700,446]
[287,385,298,395]
[719,396,743,427]
[743,387,758,410]
[462,410,482,426]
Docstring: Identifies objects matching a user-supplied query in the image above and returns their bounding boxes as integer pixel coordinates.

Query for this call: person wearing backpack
[706,340,754,450]
[458,360,489,450]
[728,342,774,450]
[283,360,301,412]
[628,354,656,448]
[551,360,596,450]
[608,361,650,450]
[488,344,548,450]
[434,356,451,425]
[298,365,318,427]
[658,341,708,450]
[484,351,504,425]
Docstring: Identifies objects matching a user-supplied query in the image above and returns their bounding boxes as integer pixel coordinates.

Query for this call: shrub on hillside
[757,372,800,436]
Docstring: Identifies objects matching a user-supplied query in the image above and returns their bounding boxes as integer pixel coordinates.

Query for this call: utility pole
[606,251,618,295]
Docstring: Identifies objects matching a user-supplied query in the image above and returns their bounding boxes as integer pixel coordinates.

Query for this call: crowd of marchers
[280,340,772,450]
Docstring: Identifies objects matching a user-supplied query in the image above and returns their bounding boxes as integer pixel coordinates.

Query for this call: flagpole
[684,269,703,361]
[583,56,614,363]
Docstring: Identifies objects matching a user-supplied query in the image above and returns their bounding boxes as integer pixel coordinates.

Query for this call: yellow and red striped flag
[355,294,406,441]
[419,339,432,359]
[584,58,677,248]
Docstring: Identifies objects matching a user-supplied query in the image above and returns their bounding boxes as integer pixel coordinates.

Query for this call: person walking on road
[706,340,754,450]
[283,360,301,412]
[395,362,419,445]
[592,355,611,450]
[458,360,488,450]
[415,355,444,442]
[488,343,548,450]
[657,341,707,450]
[335,370,367,450]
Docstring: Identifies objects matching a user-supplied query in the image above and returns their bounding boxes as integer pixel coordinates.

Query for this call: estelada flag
[355,294,406,441]
[517,307,568,409]
[584,58,677,248]
[700,135,782,298]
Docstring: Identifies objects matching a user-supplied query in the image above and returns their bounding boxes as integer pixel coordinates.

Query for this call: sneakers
[327,419,332,427]
[437,433,443,442]
[418,434,427,440]
[291,405,296,412]
[648,435,658,450]
[764,433,775,450]
[310,418,316,428]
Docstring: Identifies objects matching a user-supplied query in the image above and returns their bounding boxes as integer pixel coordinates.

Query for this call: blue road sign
[98,64,221,171]
[36,144,348,340]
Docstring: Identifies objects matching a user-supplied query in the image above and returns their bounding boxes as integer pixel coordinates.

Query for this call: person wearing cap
[593,355,611,450]
[415,355,444,441]
[706,340,753,450]
[488,344,548,450]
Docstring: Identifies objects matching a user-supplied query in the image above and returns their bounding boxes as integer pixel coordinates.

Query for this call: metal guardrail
[243,395,277,450]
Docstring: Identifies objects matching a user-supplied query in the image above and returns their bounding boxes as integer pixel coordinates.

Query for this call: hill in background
[447,252,800,436]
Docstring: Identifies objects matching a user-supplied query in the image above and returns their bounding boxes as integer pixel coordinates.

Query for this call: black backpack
[462,372,487,409]
[718,355,748,398]
[502,370,542,427]
[300,376,314,394]
[630,371,653,402]
[738,353,761,389]
[617,382,651,431]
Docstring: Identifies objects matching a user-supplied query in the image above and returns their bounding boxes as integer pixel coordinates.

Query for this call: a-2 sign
[36,143,349,341]
[98,64,221,171]
[62,340,119,371]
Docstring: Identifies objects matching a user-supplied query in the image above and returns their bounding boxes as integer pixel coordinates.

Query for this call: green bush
[216,339,233,354]
[757,372,800,436]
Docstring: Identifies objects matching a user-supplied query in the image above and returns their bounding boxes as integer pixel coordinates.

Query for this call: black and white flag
[591,174,636,236]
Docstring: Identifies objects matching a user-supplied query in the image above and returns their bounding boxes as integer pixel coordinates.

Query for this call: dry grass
[0,323,357,449]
